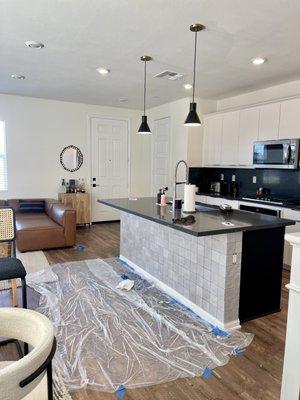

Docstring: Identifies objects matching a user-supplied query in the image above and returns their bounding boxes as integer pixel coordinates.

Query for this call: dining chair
[0,307,56,400]
[0,207,27,308]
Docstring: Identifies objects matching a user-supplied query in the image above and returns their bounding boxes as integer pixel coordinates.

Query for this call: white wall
[218,78,300,111]
[0,93,151,199]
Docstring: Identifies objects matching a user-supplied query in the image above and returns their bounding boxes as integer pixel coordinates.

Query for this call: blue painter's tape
[211,326,230,338]
[202,367,212,378]
[115,385,126,399]
[233,348,244,357]
[76,244,85,252]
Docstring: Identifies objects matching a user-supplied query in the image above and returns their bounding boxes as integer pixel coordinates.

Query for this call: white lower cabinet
[195,195,207,203]
[281,209,300,266]
[196,195,239,209]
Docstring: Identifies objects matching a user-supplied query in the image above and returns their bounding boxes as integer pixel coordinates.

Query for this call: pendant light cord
[192,30,197,103]
[143,60,147,116]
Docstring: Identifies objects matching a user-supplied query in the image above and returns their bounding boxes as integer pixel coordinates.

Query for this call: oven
[239,203,281,217]
[253,139,299,169]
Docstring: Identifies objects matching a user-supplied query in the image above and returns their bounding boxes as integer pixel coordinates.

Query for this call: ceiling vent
[154,70,183,80]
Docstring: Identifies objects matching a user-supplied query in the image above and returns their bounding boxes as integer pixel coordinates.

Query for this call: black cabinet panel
[239,227,285,322]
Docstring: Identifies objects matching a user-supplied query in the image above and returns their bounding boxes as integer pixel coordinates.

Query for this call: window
[0,121,7,191]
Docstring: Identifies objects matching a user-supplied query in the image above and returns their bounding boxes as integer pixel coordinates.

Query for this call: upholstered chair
[0,308,56,400]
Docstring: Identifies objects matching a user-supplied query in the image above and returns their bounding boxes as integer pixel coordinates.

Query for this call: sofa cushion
[19,199,45,213]
[16,213,61,232]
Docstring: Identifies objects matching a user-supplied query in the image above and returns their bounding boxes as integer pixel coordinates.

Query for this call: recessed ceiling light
[251,57,267,65]
[25,41,44,49]
[11,74,25,80]
[97,67,110,75]
[184,83,193,90]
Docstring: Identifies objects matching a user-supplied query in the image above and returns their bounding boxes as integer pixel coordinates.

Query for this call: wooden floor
[0,222,289,400]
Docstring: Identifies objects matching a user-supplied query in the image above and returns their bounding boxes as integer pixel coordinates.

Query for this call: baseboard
[119,254,241,331]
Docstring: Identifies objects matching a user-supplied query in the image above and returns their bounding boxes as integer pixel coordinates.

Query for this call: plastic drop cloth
[29,258,253,392]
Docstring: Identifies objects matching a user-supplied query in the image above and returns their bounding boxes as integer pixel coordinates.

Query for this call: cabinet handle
[92,184,100,188]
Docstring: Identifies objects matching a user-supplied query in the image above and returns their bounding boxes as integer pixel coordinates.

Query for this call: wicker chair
[0,307,56,400]
[0,207,27,308]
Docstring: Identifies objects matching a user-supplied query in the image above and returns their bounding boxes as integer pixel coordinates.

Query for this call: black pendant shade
[138,115,151,134]
[138,55,152,135]
[184,102,201,126]
[184,23,205,127]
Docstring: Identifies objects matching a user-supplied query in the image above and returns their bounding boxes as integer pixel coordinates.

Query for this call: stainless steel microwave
[253,139,300,169]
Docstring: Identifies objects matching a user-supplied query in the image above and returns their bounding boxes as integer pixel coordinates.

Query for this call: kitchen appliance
[239,203,281,217]
[220,181,229,196]
[256,187,271,197]
[242,194,300,206]
[228,181,239,197]
[253,139,300,169]
[210,181,221,194]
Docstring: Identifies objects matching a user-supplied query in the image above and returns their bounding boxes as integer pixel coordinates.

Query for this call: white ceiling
[1,0,300,109]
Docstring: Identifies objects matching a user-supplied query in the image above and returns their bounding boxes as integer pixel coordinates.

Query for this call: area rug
[29,257,254,395]
[0,250,50,290]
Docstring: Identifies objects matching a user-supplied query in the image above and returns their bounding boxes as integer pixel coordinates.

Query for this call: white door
[91,117,129,222]
[152,117,171,195]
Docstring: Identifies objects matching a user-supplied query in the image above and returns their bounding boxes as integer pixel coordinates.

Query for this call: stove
[242,195,300,206]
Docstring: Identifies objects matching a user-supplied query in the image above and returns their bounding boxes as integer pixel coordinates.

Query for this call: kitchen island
[98,197,294,330]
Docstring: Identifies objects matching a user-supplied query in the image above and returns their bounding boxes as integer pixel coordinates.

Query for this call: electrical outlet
[232,253,237,264]
[252,176,257,184]
[232,175,236,182]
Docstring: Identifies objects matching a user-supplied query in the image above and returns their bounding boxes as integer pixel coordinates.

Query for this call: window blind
[0,121,8,191]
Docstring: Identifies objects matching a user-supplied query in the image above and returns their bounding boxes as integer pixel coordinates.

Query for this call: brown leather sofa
[4,199,76,252]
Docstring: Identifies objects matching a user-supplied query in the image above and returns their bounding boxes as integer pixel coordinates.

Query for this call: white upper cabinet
[221,111,240,165]
[279,98,300,139]
[203,115,223,166]
[238,107,259,166]
[258,103,280,141]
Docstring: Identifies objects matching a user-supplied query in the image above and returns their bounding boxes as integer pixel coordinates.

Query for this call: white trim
[88,115,131,222]
[206,94,300,116]
[150,116,171,196]
[120,254,241,331]
[286,283,300,294]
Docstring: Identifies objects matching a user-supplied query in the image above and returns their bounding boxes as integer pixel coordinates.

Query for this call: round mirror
[60,145,83,172]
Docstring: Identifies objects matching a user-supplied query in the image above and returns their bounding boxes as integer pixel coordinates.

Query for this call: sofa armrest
[49,203,76,246]
[44,199,60,215]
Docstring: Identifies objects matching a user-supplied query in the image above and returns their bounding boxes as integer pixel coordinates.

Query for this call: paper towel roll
[183,184,196,212]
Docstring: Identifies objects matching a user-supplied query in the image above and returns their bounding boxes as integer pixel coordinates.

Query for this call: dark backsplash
[189,167,300,197]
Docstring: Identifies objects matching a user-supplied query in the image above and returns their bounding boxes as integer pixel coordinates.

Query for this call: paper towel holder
[182,183,197,214]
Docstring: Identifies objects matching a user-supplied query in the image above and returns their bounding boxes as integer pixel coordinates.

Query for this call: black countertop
[98,197,295,237]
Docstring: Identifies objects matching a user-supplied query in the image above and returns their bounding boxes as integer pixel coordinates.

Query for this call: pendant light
[184,23,205,127]
[138,55,152,134]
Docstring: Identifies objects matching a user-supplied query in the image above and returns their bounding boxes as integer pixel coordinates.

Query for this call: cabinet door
[281,208,300,266]
[221,111,240,165]
[258,103,280,140]
[205,196,223,206]
[279,98,300,139]
[203,115,223,166]
[238,108,259,166]
[195,195,207,203]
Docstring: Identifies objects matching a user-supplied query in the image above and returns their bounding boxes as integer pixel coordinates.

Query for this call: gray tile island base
[120,211,242,329]
[99,197,294,330]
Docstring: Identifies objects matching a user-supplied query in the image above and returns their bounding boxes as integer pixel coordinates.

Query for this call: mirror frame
[60,145,83,172]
